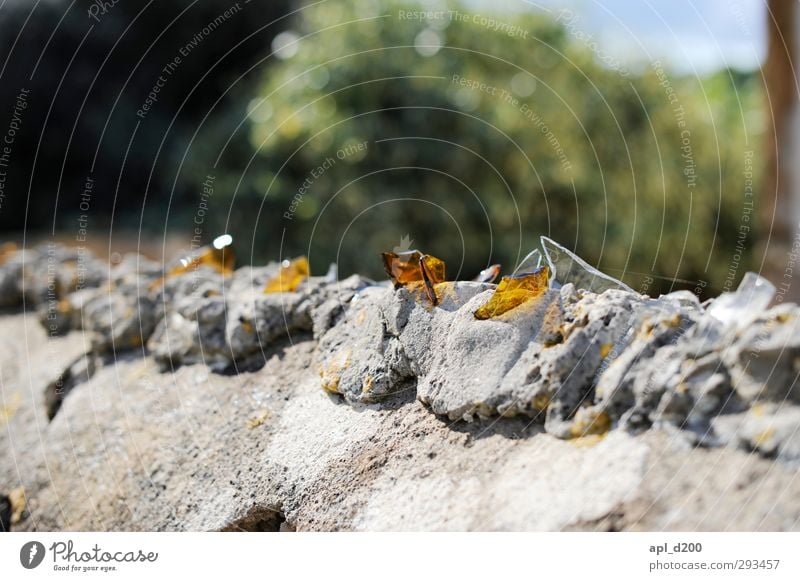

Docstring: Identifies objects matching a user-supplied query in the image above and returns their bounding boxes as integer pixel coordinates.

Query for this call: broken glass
[473,264,501,284]
[541,236,633,293]
[513,248,542,275]
[264,256,310,293]
[707,271,775,327]
[381,250,445,306]
[152,234,235,289]
[473,266,550,320]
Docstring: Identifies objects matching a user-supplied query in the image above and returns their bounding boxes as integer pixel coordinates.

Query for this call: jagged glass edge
[540,236,635,293]
[512,249,542,275]
[707,271,775,326]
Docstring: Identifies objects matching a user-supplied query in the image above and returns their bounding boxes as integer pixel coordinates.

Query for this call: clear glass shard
[473,264,501,283]
[707,272,775,327]
[540,236,634,294]
[658,290,702,311]
[513,249,542,275]
[324,263,338,283]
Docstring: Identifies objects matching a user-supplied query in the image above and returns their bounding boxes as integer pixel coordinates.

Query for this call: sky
[473,0,767,73]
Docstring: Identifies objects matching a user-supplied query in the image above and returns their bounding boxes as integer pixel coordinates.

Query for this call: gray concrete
[1,243,800,531]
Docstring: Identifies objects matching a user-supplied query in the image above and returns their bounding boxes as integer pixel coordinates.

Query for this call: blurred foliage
[200,0,762,295]
[1,0,763,296]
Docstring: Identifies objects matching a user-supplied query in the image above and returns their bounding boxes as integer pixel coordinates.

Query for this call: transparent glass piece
[324,262,338,283]
[657,289,702,311]
[264,256,310,293]
[474,266,550,320]
[513,248,542,275]
[707,272,775,327]
[540,236,633,293]
[473,264,501,283]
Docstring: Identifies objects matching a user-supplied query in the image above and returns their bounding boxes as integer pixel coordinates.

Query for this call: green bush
[208,0,762,295]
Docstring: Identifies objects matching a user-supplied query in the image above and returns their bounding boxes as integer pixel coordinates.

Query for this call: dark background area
[0,0,291,240]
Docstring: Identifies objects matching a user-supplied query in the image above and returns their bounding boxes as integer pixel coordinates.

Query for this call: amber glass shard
[381,250,445,305]
[168,234,235,277]
[150,235,234,290]
[419,254,445,305]
[473,266,550,320]
[0,242,17,265]
[381,250,445,286]
[263,256,310,293]
[474,264,501,283]
[167,246,235,278]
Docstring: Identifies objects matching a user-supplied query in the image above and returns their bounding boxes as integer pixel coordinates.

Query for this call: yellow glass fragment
[263,256,310,293]
[150,235,235,290]
[167,245,235,278]
[473,266,549,320]
[381,250,445,305]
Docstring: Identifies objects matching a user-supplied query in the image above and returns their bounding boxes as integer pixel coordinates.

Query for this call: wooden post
[763,0,800,301]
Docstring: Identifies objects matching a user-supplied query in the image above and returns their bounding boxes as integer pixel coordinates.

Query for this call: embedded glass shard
[264,256,310,293]
[153,235,235,288]
[474,266,550,320]
[473,264,501,284]
[513,249,542,275]
[707,272,775,327]
[540,236,633,293]
[381,250,446,306]
[658,290,702,310]
[324,262,338,283]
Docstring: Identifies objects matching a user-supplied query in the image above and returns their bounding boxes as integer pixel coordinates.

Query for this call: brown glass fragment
[263,256,310,293]
[150,235,235,289]
[167,246,235,279]
[473,266,550,320]
[381,250,445,305]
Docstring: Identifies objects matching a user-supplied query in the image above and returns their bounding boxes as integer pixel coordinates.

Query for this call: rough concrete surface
[1,242,800,531]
